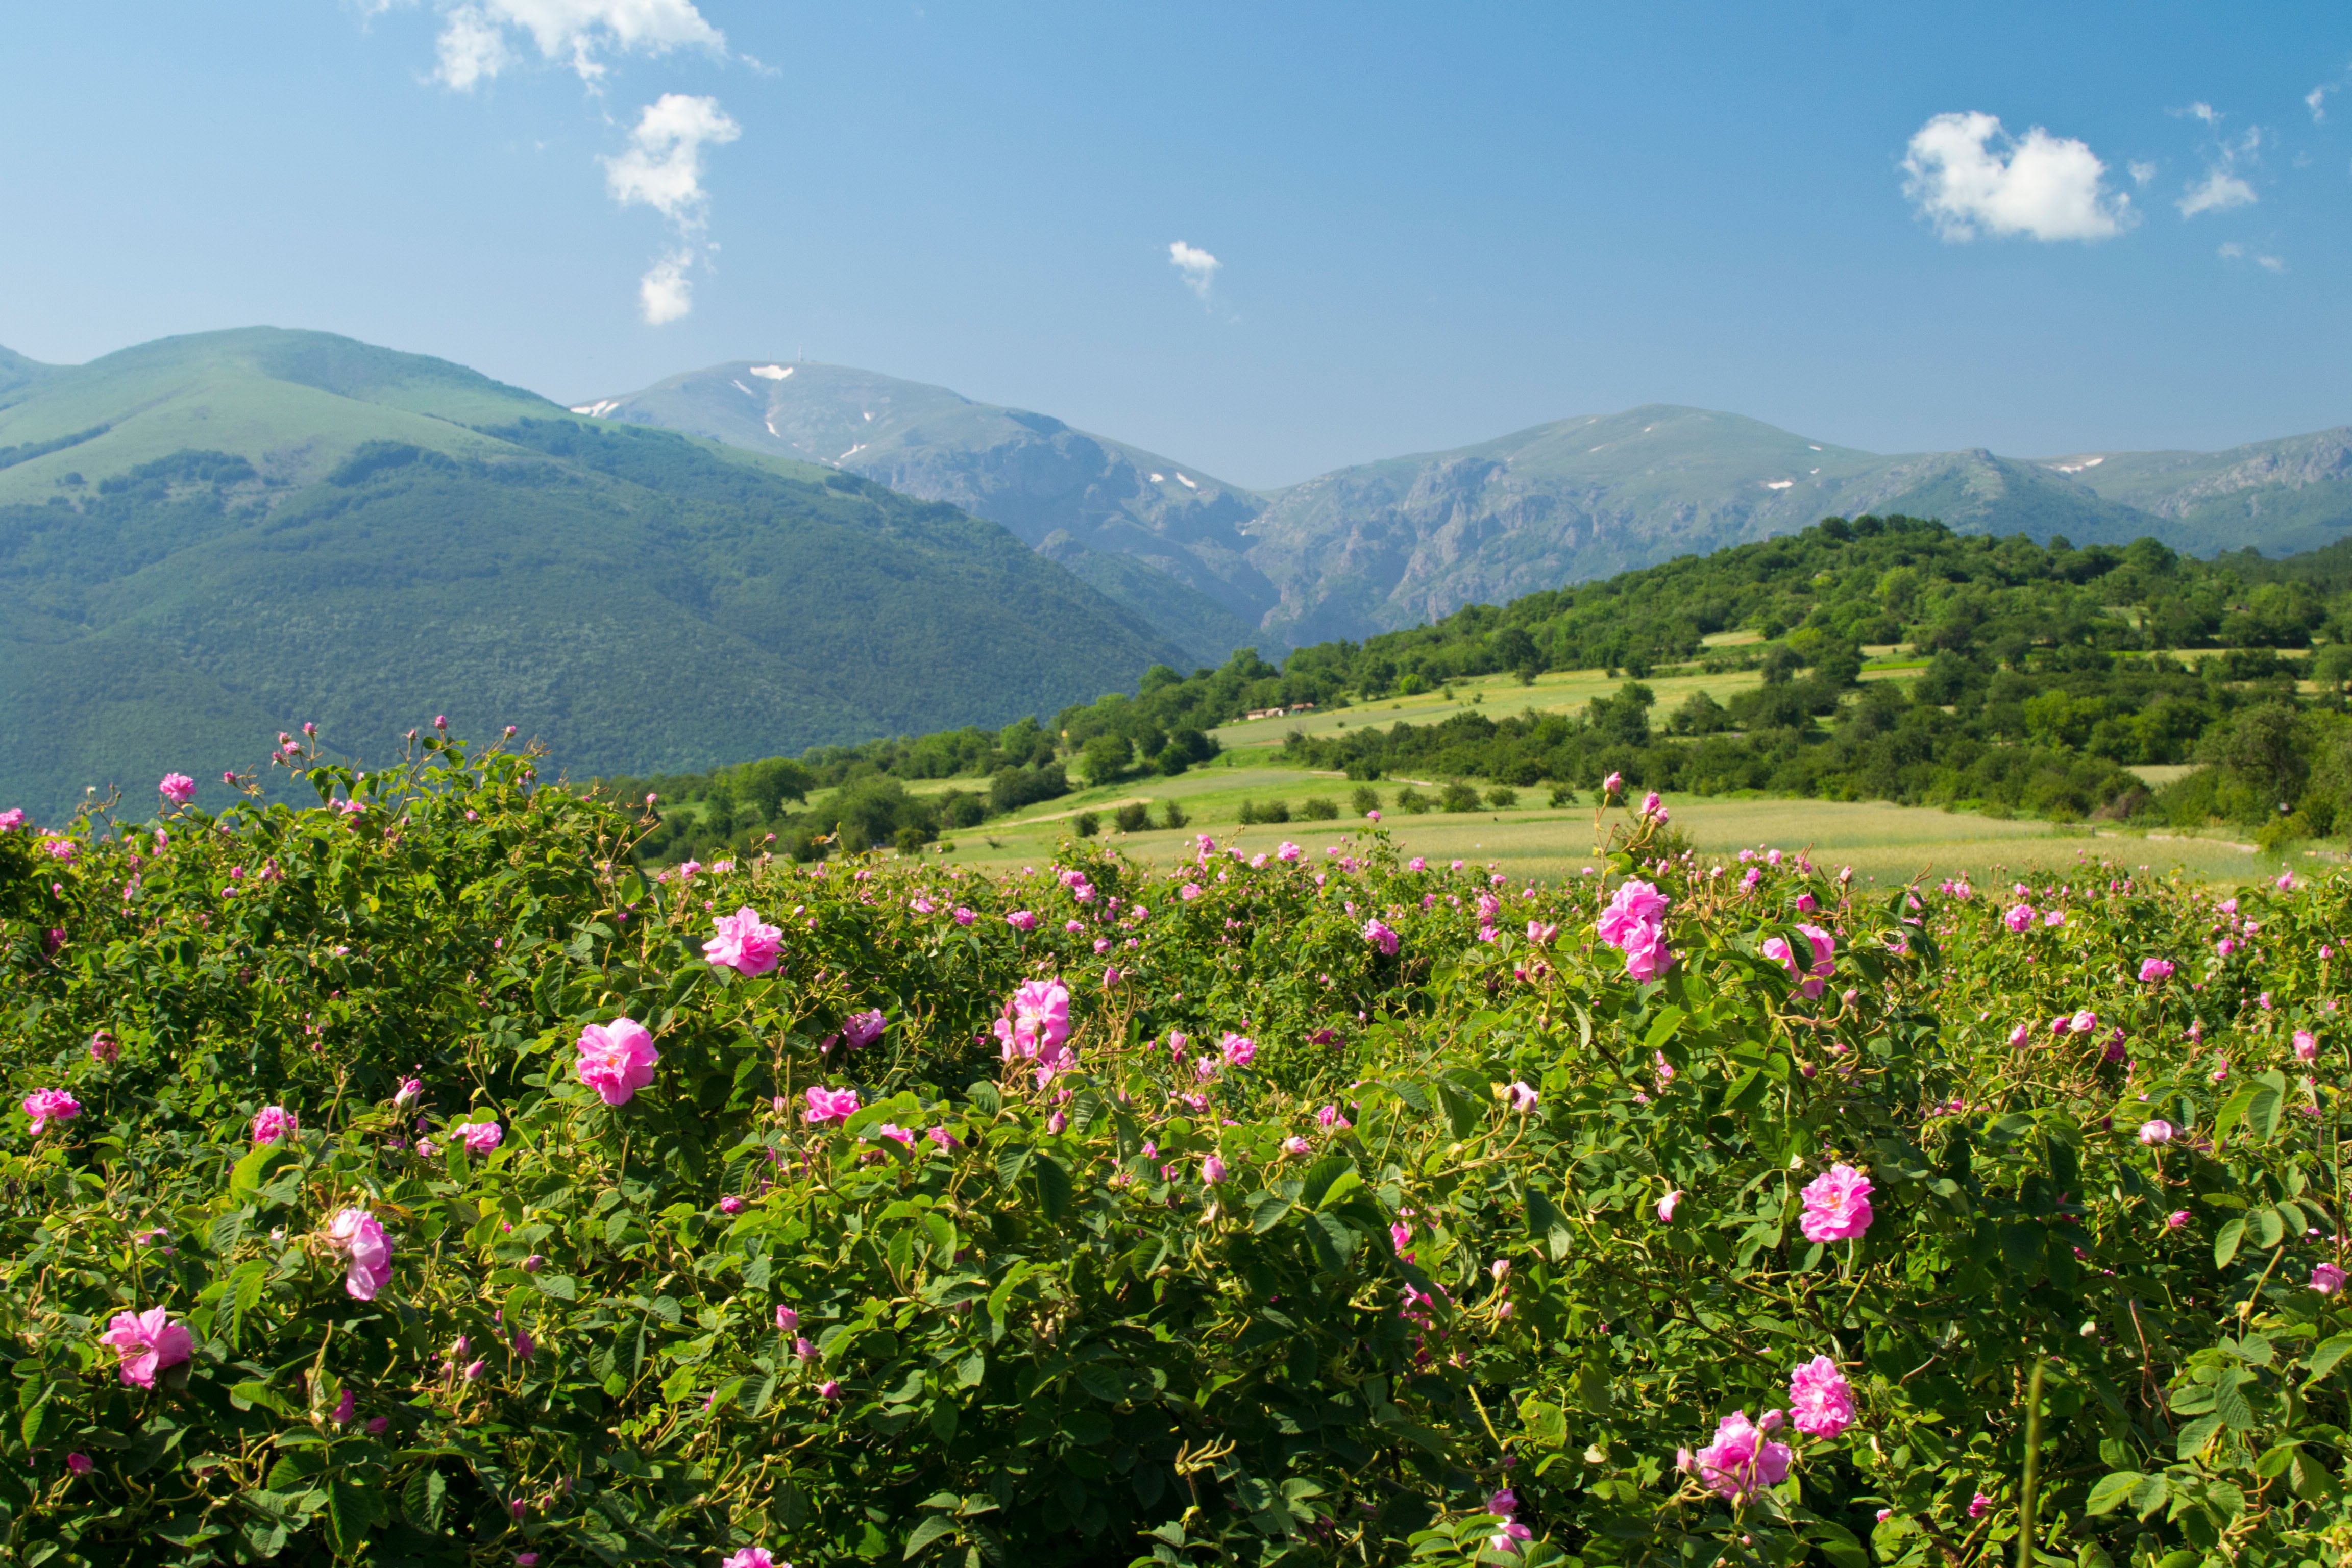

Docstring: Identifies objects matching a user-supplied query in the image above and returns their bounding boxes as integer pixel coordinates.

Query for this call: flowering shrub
[3,734,2352,1564]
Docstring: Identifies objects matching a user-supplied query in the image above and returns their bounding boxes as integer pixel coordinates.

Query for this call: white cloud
[1900,111,2135,242]
[2218,241,2286,273]
[2128,160,2157,186]
[428,0,724,90]
[2312,84,2337,123]
[1168,240,1221,300]
[638,250,695,323]
[2177,124,2262,218]
[2183,101,2220,125]
[603,94,739,323]
[603,92,738,223]
[2179,167,2257,216]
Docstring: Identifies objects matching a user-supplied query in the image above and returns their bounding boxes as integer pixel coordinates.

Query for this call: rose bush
[0,731,2348,1565]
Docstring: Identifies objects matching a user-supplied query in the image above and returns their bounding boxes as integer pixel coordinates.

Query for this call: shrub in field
[3,736,2352,1565]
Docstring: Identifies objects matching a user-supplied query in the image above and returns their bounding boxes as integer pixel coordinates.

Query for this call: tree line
[599,514,2352,862]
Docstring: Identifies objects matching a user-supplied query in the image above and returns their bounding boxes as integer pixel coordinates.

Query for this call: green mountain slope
[573,360,1271,664]
[0,330,1187,820]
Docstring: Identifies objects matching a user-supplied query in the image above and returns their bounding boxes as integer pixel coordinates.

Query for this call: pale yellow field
[771,663,2297,888]
[917,759,2280,889]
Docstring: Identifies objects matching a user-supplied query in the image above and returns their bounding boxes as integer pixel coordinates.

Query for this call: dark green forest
[0,421,1187,819]
[604,515,2352,864]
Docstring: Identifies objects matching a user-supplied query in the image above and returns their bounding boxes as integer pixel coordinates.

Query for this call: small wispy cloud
[423,0,726,91]
[1168,240,1221,302]
[2218,241,2286,274]
[2171,105,2262,218]
[2311,83,2337,124]
[1900,111,2135,242]
[2127,160,2157,187]
[603,94,741,324]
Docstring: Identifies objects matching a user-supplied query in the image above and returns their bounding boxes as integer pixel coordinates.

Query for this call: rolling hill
[0,329,1189,821]
[580,363,2352,649]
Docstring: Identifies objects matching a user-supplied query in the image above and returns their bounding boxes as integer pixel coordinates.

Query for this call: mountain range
[578,361,2352,651]
[3,323,2346,819]
[0,329,1185,819]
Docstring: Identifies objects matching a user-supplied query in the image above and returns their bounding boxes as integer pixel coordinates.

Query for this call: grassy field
[896,754,2281,887]
[1199,659,1926,766]
[720,663,2299,888]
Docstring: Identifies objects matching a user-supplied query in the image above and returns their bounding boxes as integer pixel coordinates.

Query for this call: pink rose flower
[1220,1032,1256,1067]
[158,773,196,805]
[2295,1030,2319,1061]
[1685,1410,1791,1502]
[841,1009,887,1049]
[803,1086,861,1124]
[1798,1164,1873,1242]
[2167,1210,2190,1229]
[1602,771,1623,796]
[1598,879,1674,982]
[1657,1189,1682,1222]
[326,1208,391,1300]
[88,1031,118,1064]
[722,1551,780,1568]
[1969,1493,1992,1520]
[575,1018,660,1105]
[1007,910,1037,931]
[250,1105,298,1145]
[703,906,783,976]
[2315,1263,2346,1296]
[1361,917,1400,955]
[67,1452,92,1475]
[2002,904,2033,933]
[22,1089,80,1135]
[1787,1356,1855,1437]
[994,979,1075,1081]
[1201,1154,1227,1185]
[2139,958,2174,983]
[1508,1081,1538,1113]
[456,1121,503,1155]
[98,1307,193,1389]
[1761,923,1836,998]
[2138,1120,2174,1145]
[775,1306,798,1332]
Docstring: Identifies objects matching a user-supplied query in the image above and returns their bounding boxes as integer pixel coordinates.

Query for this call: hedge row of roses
[0,733,2347,1567]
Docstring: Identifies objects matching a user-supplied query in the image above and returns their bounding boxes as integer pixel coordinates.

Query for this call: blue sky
[5,1,2348,486]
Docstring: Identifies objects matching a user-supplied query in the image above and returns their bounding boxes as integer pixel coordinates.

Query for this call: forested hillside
[611,516,2352,864]
[0,330,1188,818]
